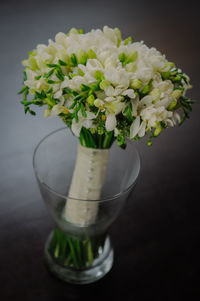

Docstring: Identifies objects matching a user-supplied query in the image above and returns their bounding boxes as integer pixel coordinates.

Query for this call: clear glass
[33,127,140,284]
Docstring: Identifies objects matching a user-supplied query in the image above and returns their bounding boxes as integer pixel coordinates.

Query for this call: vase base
[44,232,114,284]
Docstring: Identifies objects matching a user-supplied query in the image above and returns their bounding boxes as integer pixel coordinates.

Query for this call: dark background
[0,0,200,299]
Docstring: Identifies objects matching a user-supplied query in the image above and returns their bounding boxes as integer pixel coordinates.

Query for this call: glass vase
[33,127,140,284]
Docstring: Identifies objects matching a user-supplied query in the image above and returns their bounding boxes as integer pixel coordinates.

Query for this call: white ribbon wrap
[64,145,109,226]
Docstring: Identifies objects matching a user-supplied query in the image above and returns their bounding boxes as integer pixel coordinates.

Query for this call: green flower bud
[124,36,134,45]
[130,79,142,89]
[149,88,161,102]
[68,28,79,35]
[87,49,96,59]
[173,75,182,82]
[114,27,122,47]
[78,29,84,34]
[171,89,182,100]
[99,80,110,90]
[97,127,104,135]
[90,128,97,134]
[168,100,177,110]
[119,52,126,63]
[94,70,105,81]
[70,73,77,78]
[154,124,162,136]
[129,51,138,62]
[161,71,170,80]
[86,94,95,106]
[76,49,87,65]
[90,83,99,91]
[126,62,137,72]
[28,50,37,56]
[78,68,85,76]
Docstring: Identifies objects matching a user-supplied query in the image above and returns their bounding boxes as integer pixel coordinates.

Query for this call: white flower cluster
[21,26,192,145]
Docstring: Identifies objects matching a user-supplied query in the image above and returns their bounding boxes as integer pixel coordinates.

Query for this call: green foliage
[179,96,194,125]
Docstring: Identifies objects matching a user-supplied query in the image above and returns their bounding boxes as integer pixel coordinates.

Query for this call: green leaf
[18,86,27,94]
[35,75,42,80]
[29,109,36,115]
[46,63,58,68]
[47,79,56,84]
[119,52,126,63]
[80,103,87,117]
[35,91,46,100]
[63,87,72,95]
[80,84,90,91]
[55,70,64,81]
[70,53,77,66]
[58,59,67,66]
[23,71,27,81]
[44,69,54,78]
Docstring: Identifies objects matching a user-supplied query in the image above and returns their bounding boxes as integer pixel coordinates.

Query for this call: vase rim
[33,127,141,203]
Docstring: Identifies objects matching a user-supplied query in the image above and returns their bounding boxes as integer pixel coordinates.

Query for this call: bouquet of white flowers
[19,26,194,275]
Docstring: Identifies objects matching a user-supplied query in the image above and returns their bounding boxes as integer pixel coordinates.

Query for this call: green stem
[79,127,115,149]
[48,228,107,269]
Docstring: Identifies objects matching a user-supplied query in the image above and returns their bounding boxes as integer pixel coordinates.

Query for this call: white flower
[138,121,146,137]
[122,89,135,99]
[21,26,191,142]
[104,67,129,88]
[140,106,173,128]
[71,111,96,136]
[105,114,117,132]
[130,116,140,139]
[49,104,68,116]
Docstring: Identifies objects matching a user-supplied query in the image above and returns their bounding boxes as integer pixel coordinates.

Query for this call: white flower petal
[105,86,115,96]
[85,111,96,119]
[122,89,135,99]
[71,119,82,137]
[138,121,146,137]
[130,116,140,139]
[105,114,117,131]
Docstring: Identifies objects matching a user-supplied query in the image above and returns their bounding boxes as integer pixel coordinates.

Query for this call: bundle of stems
[49,129,115,268]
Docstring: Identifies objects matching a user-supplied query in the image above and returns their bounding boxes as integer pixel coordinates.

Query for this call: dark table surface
[1,0,200,299]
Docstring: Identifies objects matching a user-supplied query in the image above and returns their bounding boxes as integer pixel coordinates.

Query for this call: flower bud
[114,27,122,46]
[78,29,84,34]
[171,89,182,100]
[129,51,138,62]
[78,68,84,76]
[94,98,104,109]
[87,49,96,59]
[126,62,137,72]
[68,28,79,35]
[76,49,87,65]
[130,79,142,89]
[168,100,177,110]
[94,70,105,81]
[154,124,162,136]
[124,36,134,45]
[86,95,95,106]
[99,80,110,90]
[119,52,126,63]
[150,88,160,102]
